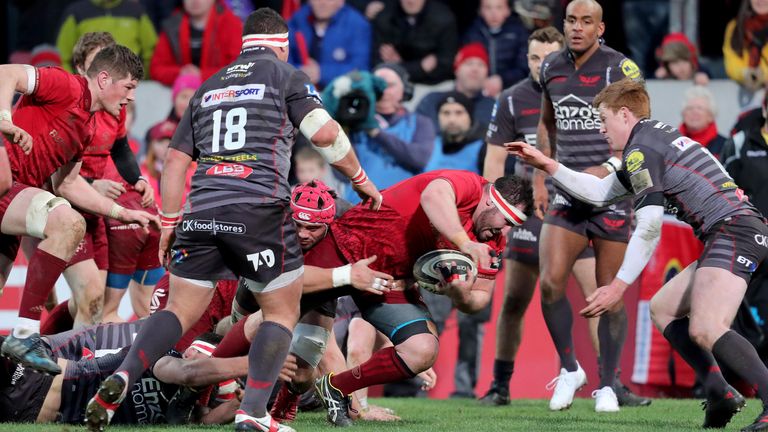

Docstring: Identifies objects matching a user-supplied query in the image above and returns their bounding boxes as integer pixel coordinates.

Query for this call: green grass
[0,398,762,431]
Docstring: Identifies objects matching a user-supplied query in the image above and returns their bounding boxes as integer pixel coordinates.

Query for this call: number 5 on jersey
[212,107,247,153]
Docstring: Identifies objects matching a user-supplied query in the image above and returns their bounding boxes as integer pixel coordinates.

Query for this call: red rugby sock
[213,316,250,358]
[330,346,416,395]
[40,300,74,335]
[20,248,67,321]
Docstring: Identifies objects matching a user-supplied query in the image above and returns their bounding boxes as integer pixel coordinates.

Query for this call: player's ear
[97,70,110,89]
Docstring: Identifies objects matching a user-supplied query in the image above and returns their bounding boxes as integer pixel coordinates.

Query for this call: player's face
[98,73,138,117]
[310,0,344,20]
[455,58,488,93]
[564,1,604,55]
[474,207,510,242]
[682,97,714,132]
[295,220,328,250]
[480,0,511,29]
[438,103,472,137]
[598,104,631,152]
[174,88,196,119]
[527,40,562,83]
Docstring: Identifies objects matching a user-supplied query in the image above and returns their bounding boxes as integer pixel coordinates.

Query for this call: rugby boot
[235,410,296,432]
[614,381,652,407]
[592,386,620,413]
[741,404,768,432]
[478,384,511,406]
[85,372,128,432]
[315,373,354,427]
[546,362,587,410]
[270,384,300,423]
[702,385,746,428]
[1,332,61,375]
[166,386,201,425]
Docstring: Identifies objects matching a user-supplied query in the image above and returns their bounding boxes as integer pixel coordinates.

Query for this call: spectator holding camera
[724,0,768,96]
[346,63,435,202]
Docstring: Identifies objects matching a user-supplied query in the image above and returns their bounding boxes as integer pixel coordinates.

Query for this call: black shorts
[504,216,595,264]
[171,202,303,283]
[234,277,339,319]
[544,186,632,243]
[699,215,768,283]
[0,355,54,422]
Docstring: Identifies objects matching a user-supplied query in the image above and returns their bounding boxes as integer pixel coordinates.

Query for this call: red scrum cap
[291,179,336,225]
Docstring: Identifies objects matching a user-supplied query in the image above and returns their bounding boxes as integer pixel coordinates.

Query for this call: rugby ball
[413,249,476,295]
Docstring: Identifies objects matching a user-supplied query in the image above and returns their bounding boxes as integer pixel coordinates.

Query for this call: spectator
[679,86,727,157]
[150,0,243,86]
[29,45,62,68]
[347,0,387,20]
[724,0,768,94]
[56,0,157,73]
[168,72,203,122]
[292,146,345,193]
[654,33,710,85]
[288,0,372,88]
[464,0,530,94]
[372,0,458,84]
[514,0,559,31]
[416,43,496,130]
[346,63,435,202]
[623,0,670,76]
[138,0,178,31]
[425,93,485,174]
[141,120,196,207]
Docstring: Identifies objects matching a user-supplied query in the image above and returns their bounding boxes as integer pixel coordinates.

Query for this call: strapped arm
[551,164,631,207]
[615,205,664,285]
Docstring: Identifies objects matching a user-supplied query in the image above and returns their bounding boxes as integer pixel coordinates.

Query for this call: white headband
[242,33,289,48]
[489,184,527,226]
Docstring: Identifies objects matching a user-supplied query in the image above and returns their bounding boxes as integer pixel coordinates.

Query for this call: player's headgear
[291,180,336,225]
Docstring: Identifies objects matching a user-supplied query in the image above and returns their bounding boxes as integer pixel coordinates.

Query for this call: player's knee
[347,340,371,363]
[538,274,567,303]
[396,333,439,373]
[649,296,673,332]
[290,323,329,370]
[688,318,717,350]
[501,291,529,318]
[46,206,85,245]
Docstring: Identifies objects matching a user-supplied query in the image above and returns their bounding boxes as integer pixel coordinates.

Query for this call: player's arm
[52,160,158,226]
[506,141,630,206]
[0,64,34,153]
[420,178,492,269]
[303,256,393,295]
[110,136,154,207]
[153,355,248,387]
[483,94,515,182]
[446,277,494,314]
[483,145,508,182]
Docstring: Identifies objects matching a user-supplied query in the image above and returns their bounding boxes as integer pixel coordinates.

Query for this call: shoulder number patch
[620,58,641,80]
[625,150,645,173]
[629,168,653,194]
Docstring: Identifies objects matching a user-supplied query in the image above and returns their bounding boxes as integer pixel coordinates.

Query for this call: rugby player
[530,0,643,412]
[0,46,158,375]
[85,8,382,432]
[508,78,768,430]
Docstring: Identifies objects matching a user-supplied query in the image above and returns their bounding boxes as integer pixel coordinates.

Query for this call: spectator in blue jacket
[288,0,372,88]
[464,0,530,96]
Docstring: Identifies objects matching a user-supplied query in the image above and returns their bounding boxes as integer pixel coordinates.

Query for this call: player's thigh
[571,255,597,298]
[165,274,217,331]
[1,185,77,238]
[649,262,697,331]
[538,222,589,297]
[689,267,746,337]
[252,275,303,329]
[502,258,538,312]
[591,237,628,287]
[358,300,435,347]
[347,317,378,358]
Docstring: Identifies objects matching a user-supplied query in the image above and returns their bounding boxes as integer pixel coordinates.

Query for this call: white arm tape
[26,191,71,239]
[615,205,664,285]
[299,108,351,163]
[602,156,622,173]
[24,65,36,95]
[552,163,629,207]
[332,264,352,287]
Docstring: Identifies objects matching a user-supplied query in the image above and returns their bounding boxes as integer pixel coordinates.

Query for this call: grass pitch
[0,397,760,431]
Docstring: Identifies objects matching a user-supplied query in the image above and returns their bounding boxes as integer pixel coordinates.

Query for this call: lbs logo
[202,84,265,107]
[206,163,253,178]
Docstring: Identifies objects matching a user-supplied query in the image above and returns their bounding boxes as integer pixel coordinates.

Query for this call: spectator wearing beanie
[463,0,530,95]
[654,33,710,85]
[425,91,486,173]
[150,0,243,86]
[168,73,203,122]
[29,45,62,68]
[417,43,496,130]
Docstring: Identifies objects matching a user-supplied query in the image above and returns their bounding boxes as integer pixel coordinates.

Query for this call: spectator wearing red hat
[416,43,496,130]
[29,45,62,68]
[463,0,530,95]
[654,33,710,86]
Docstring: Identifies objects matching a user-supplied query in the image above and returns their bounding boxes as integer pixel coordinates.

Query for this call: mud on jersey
[540,44,642,171]
[171,46,323,212]
[617,119,760,237]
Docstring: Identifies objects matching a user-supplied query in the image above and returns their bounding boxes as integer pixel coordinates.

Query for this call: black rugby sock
[662,318,728,399]
[712,330,768,404]
[118,310,182,387]
[598,307,627,388]
[541,297,578,371]
[240,321,293,417]
[492,359,514,392]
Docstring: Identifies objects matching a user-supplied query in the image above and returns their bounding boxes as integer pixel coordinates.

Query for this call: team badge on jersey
[620,59,641,80]
[625,149,645,173]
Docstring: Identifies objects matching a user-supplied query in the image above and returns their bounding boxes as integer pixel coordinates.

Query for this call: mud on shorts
[699,214,768,283]
[68,213,108,270]
[170,202,303,284]
[504,215,595,264]
[544,186,633,243]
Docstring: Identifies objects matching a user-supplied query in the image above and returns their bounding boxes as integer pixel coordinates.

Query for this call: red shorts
[68,214,108,270]
[105,190,160,274]
[0,182,32,260]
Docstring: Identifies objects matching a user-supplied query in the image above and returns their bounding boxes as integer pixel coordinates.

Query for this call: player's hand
[438,261,477,300]
[0,120,32,154]
[133,178,155,208]
[354,180,383,211]
[459,240,492,270]
[279,354,298,382]
[580,279,628,318]
[351,255,393,295]
[92,179,126,199]
[532,171,548,220]
[159,226,177,268]
[361,406,401,422]
[504,141,553,171]
[418,367,437,391]
[116,208,160,230]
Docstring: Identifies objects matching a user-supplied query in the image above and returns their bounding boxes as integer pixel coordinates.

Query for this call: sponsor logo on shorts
[755,234,768,248]
[150,288,167,314]
[747,150,768,158]
[247,249,275,271]
[602,217,626,229]
[201,84,265,107]
[171,248,188,264]
[10,364,23,385]
[511,228,537,242]
[182,219,246,234]
[737,255,758,272]
[206,163,253,178]
[552,94,601,131]
[552,193,571,207]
